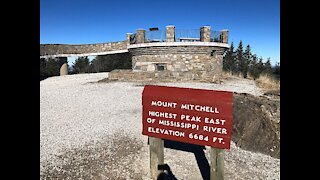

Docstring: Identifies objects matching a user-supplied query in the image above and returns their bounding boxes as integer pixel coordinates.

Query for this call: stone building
[40,25,229,82]
[109,25,229,82]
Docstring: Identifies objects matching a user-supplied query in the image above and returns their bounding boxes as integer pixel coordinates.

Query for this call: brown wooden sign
[142,85,233,149]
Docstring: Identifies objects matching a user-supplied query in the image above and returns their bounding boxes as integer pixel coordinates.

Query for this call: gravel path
[40,73,279,179]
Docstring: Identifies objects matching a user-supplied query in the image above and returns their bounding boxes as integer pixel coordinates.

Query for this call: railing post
[200,26,211,42]
[136,29,145,44]
[166,25,175,42]
[126,33,133,46]
[221,29,229,43]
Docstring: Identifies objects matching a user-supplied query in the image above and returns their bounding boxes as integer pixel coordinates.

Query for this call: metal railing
[145,30,166,42]
[129,30,224,44]
[130,34,136,44]
[175,29,200,42]
[210,31,222,42]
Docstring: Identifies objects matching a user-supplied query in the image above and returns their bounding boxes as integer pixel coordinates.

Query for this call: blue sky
[40,0,280,65]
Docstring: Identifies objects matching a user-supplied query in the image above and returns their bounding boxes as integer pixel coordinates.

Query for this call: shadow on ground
[164,140,210,180]
[147,138,210,180]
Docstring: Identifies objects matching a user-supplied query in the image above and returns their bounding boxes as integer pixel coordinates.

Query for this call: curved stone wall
[129,46,226,55]
[40,41,127,57]
[129,45,226,74]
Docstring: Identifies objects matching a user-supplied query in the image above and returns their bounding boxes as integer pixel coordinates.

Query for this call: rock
[232,93,280,158]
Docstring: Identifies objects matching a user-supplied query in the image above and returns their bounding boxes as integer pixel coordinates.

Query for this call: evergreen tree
[257,57,265,76]
[263,58,273,75]
[91,53,132,72]
[235,40,244,75]
[273,61,280,79]
[91,56,102,73]
[72,56,90,74]
[46,58,60,76]
[223,42,236,73]
[40,58,47,79]
[243,44,252,78]
[249,54,259,80]
[88,61,96,73]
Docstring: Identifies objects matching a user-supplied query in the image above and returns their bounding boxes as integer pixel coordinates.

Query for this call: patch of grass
[255,74,280,92]
[222,71,241,78]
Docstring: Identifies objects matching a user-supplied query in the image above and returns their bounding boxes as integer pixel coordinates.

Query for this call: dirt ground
[41,133,144,180]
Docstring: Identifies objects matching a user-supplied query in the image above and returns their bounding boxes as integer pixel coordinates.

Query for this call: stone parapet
[126,33,133,46]
[221,29,229,43]
[166,25,175,42]
[136,29,146,44]
[40,41,127,57]
[200,26,211,42]
[127,41,229,49]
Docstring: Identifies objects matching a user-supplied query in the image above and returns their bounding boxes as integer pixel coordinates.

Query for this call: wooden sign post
[149,137,164,179]
[142,85,233,180]
[211,148,224,180]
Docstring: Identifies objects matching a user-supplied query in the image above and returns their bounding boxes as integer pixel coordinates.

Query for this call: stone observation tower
[40,25,229,82]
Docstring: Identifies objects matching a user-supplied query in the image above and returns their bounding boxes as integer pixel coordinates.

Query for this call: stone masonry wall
[107,45,227,82]
[129,46,225,55]
[40,41,127,56]
[131,54,222,73]
[129,46,225,73]
[108,69,222,83]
